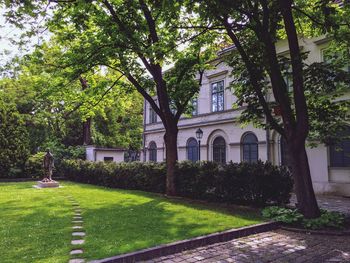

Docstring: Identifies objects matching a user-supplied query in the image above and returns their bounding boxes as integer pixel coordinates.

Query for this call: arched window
[213,136,226,163]
[330,127,350,167]
[242,133,258,163]
[280,137,290,166]
[148,141,157,162]
[187,138,198,162]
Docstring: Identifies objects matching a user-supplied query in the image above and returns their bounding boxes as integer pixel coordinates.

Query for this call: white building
[85,145,126,163]
[141,36,350,197]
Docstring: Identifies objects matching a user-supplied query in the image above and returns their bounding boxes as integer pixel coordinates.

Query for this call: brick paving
[147,230,350,263]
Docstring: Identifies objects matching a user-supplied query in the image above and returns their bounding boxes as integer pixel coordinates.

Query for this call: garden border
[91,221,279,263]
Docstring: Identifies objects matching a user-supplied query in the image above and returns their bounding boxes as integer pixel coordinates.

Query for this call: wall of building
[142,35,350,196]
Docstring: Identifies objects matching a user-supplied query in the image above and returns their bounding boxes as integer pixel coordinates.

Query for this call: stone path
[290,195,350,216]
[147,230,350,263]
[67,196,86,263]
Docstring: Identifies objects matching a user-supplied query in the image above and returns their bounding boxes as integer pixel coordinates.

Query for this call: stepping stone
[72,220,83,224]
[69,259,85,263]
[72,232,86,237]
[70,249,84,255]
[72,226,83,230]
[71,239,85,245]
[73,216,82,220]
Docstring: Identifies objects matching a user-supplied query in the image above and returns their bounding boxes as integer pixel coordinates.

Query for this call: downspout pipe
[142,98,147,162]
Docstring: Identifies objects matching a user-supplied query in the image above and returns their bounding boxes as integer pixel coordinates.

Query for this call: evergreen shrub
[60,160,293,206]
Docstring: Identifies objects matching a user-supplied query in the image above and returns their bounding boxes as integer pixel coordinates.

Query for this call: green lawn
[0,181,263,262]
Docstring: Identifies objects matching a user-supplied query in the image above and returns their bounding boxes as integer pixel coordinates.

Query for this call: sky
[0,8,47,68]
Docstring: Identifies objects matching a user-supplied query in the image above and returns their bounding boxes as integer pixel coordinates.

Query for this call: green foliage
[262,206,303,224]
[25,152,46,178]
[59,160,293,206]
[0,100,29,178]
[262,206,346,230]
[303,209,346,230]
[24,145,85,179]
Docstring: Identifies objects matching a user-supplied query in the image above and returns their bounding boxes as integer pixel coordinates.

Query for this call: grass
[0,181,264,262]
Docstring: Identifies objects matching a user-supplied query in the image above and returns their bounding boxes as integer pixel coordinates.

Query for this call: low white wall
[95,150,125,163]
[85,146,125,163]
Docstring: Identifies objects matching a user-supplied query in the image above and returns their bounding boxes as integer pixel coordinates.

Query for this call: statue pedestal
[37,180,60,188]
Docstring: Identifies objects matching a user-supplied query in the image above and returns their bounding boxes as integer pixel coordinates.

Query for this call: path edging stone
[91,221,279,263]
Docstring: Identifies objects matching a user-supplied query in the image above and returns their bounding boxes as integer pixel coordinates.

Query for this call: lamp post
[195,128,203,161]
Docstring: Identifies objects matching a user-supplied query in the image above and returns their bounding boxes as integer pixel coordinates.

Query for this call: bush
[262,206,303,224]
[303,209,345,230]
[25,152,46,178]
[0,103,30,178]
[23,145,85,179]
[60,160,293,206]
[262,206,346,230]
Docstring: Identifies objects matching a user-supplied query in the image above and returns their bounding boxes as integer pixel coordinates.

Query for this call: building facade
[142,36,350,196]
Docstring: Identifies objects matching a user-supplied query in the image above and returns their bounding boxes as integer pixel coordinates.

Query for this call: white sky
[0,8,46,68]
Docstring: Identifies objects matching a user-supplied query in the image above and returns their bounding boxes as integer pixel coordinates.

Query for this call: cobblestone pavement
[290,195,350,216]
[146,230,350,263]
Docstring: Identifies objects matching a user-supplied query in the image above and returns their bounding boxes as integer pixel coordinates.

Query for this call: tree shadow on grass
[70,185,263,261]
[0,189,73,263]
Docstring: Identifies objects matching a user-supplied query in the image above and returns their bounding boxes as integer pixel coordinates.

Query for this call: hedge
[60,160,293,206]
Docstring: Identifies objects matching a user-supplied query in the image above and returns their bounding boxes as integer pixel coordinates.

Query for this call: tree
[0,40,144,156]
[191,0,349,218]
[1,0,214,195]
[0,97,29,177]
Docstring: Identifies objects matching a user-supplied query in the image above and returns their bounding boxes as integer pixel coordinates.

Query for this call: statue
[36,149,59,188]
[43,149,55,181]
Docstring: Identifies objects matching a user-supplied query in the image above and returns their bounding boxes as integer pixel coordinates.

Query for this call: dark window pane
[242,133,258,163]
[149,142,157,162]
[330,127,350,167]
[213,136,226,163]
[187,138,198,162]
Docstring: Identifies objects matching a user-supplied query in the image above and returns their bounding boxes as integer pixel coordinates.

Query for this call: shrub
[262,206,303,224]
[303,209,345,230]
[60,160,293,206]
[262,206,346,230]
[25,152,46,178]
[0,103,29,178]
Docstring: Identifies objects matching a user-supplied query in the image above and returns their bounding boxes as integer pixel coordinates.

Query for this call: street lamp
[195,128,203,161]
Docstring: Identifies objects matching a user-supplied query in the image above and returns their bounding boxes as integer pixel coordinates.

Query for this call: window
[330,127,350,167]
[148,141,157,162]
[149,101,157,124]
[213,136,226,163]
[280,137,290,166]
[191,98,198,116]
[282,64,293,92]
[242,133,258,163]
[149,107,157,123]
[104,157,114,162]
[187,138,198,162]
[211,80,224,112]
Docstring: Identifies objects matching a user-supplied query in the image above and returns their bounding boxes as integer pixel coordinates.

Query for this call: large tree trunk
[164,124,178,196]
[288,139,320,218]
[83,117,92,145]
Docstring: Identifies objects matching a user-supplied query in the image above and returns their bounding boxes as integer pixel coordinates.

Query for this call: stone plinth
[37,180,60,188]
